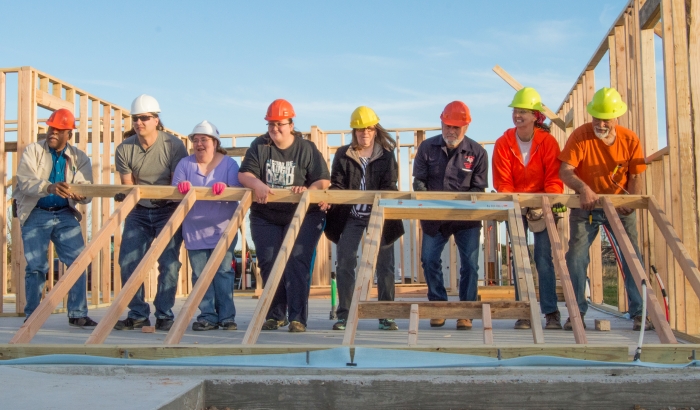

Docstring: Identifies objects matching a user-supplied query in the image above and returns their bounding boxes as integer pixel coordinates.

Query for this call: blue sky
[1,1,631,144]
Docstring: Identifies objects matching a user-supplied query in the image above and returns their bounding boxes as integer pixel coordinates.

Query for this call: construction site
[1,0,700,409]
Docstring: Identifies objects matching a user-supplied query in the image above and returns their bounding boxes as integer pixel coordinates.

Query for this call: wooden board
[357,301,531,320]
[241,191,311,345]
[407,304,418,346]
[9,189,140,344]
[85,190,196,345]
[164,192,252,344]
[482,304,493,345]
[542,197,587,344]
[601,197,676,344]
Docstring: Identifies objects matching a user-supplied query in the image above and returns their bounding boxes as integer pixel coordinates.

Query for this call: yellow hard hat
[350,106,380,129]
[508,87,544,112]
[586,87,627,120]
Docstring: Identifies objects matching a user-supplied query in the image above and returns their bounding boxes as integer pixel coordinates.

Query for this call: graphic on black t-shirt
[266,159,296,188]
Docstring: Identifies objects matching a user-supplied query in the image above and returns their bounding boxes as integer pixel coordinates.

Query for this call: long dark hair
[533,111,551,133]
[351,123,396,151]
[124,113,164,138]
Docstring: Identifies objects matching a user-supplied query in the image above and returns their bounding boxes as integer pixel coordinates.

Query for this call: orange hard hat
[46,108,76,130]
[440,101,471,127]
[264,99,296,121]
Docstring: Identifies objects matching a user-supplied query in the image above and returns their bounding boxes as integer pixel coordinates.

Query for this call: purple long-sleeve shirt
[172,154,242,250]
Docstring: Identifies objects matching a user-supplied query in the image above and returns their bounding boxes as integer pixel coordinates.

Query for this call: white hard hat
[188,120,221,144]
[131,94,161,114]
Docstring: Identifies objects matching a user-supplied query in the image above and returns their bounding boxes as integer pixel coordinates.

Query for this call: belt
[36,205,67,212]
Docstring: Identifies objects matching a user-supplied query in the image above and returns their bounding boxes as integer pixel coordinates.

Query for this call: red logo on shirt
[464,156,475,169]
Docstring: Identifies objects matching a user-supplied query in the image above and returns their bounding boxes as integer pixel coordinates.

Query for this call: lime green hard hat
[508,87,545,112]
[350,106,380,129]
[586,87,627,120]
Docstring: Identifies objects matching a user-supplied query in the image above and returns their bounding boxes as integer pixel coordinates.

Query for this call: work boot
[545,311,562,330]
[155,318,174,331]
[514,319,531,329]
[332,319,347,330]
[633,316,654,331]
[220,321,237,331]
[563,315,586,331]
[456,319,472,330]
[69,316,98,328]
[379,319,399,330]
[191,320,219,331]
[114,317,150,330]
[288,321,306,333]
[430,319,446,327]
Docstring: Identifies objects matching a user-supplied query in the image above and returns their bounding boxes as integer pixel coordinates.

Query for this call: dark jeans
[511,215,559,315]
[420,227,481,302]
[565,208,644,317]
[118,204,184,320]
[335,216,395,321]
[250,210,326,325]
[187,235,237,325]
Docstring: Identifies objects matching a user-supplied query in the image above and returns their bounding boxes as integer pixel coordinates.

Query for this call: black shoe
[220,321,237,330]
[288,321,306,332]
[114,317,150,330]
[261,318,288,330]
[155,318,174,331]
[192,320,219,331]
[69,316,98,328]
[379,319,399,330]
[332,319,347,330]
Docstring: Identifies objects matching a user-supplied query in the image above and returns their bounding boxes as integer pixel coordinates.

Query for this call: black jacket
[324,143,405,244]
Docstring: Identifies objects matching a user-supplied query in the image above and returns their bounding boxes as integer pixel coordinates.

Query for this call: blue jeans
[250,210,326,325]
[187,236,238,325]
[118,204,183,320]
[421,227,480,301]
[21,208,88,318]
[335,216,395,321]
[511,216,559,315]
[565,208,644,317]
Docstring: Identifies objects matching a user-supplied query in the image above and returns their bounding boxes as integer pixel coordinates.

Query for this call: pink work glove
[212,182,226,196]
[177,181,191,195]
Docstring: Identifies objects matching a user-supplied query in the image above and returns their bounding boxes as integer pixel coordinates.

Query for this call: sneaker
[332,319,347,330]
[514,319,531,329]
[261,318,288,330]
[220,321,237,331]
[430,318,446,327]
[545,311,562,330]
[155,318,174,331]
[114,317,150,330]
[69,316,98,327]
[379,319,399,330]
[633,315,655,331]
[288,321,306,332]
[191,320,219,331]
[563,316,587,331]
[456,319,472,330]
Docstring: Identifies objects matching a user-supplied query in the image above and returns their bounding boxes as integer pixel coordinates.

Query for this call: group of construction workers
[13,85,653,335]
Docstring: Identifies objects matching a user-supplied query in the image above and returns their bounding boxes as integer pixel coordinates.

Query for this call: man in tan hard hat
[113,95,188,331]
[412,101,488,330]
[559,87,652,331]
[14,108,97,327]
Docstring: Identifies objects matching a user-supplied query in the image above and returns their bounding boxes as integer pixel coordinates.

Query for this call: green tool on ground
[330,271,338,320]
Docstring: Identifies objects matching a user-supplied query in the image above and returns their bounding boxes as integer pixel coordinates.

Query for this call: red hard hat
[264,99,295,121]
[46,108,76,130]
[440,101,471,127]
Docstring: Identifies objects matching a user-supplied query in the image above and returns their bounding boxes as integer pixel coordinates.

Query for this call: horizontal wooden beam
[35,89,72,112]
[645,146,670,163]
[357,301,531,320]
[384,208,509,222]
[0,343,632,362]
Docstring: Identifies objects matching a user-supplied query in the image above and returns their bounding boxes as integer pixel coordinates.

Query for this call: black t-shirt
[240,134,330,225]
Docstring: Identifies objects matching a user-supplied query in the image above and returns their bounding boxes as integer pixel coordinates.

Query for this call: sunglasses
[132,115,155,123]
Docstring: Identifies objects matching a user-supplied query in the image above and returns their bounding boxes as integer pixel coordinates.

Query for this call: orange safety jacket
[492,127,563,194]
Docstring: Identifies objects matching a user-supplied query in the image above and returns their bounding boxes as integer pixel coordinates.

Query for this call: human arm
[467,148,488,192]
[492,139,514,193]
[238,171,274,204]
[559,162,598,211]
[412,143,429,191]
[542,137,564,194]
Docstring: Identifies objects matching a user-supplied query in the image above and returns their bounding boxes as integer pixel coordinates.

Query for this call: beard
[593,127,610,139]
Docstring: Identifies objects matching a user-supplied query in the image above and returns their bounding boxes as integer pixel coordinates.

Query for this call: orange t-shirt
[558,123,646,194]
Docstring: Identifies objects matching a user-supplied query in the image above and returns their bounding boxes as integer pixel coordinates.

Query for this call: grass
[603,262,619,307]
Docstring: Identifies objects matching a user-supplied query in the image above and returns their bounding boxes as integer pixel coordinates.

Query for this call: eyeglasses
[191,137,212,145]
[512,109,533,116]
[132,115,155,123]
[267,122,291,128]
[355,127,376,134]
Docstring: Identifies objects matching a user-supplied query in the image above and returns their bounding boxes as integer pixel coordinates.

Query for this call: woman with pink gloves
[172,120,242,331]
